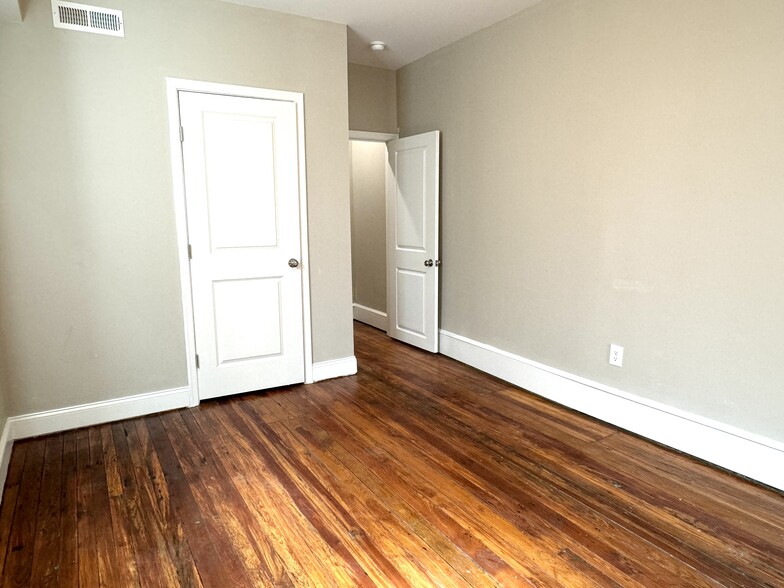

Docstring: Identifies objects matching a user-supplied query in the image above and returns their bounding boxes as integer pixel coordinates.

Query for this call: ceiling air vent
[52,1,124,37]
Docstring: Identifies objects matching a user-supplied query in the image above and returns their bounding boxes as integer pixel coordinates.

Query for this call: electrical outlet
[609,344,624,367]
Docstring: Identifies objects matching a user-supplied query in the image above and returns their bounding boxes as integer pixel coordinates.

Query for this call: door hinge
[187,243,192,259]
[179,126,184,142]
[195,354,200,369]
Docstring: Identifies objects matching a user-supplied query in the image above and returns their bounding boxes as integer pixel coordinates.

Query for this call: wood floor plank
[218,399,393,587]
[2,439,45,588]
[91,425,139,587]
[242,401,472,588]
[0,443,28,581]
[29,435,64,587]
[2,321,783,587]
[597,429,784,529]
[322,372,721,588]
[199,401,369,587]
[57,431,79,588]
[277,407,503,588]
[165,409,293,586]
[276,390,566,587]
[580,436,784,580]
[185,407,326,588]
[145,413,250,588]
[284,387,548,586]
[338,364,728,586]
[300,380,630,588]
[350,324,779,587]
[124,419,203,587]
[75,429,99,587]
[109,421,180,587]
[199,404,358,587]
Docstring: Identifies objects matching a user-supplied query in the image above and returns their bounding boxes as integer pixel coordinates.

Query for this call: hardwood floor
[1,321,783,587]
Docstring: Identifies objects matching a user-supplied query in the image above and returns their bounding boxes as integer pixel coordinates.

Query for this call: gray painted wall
[397,0,784,441]
[0,369,6,432]
[350,141,387,313]
[348,64,397,316]
[0,0,354,415]
[348,63,397,134]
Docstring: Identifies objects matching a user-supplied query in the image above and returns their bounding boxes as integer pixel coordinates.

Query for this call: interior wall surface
[348,63,397,134]
[396,0,784,441]
[0,0,353,415]
[350,141,388,313]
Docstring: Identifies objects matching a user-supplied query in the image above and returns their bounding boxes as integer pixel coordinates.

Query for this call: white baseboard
[0,419,12,503]
[439,329,784,492]
[312,356,358,382]
[352,303,388,331]
[8,386,191,441]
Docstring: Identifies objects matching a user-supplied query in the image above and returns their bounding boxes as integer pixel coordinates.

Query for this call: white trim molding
[0,387,191,501]
[0,419,12,502]
[439,329,784,492]
[8,387,191,441]
[349,130,398,142]
[312,357,358,382]
[352,304,388,331]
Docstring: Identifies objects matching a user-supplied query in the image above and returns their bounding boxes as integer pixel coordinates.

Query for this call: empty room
[0,0,782,585]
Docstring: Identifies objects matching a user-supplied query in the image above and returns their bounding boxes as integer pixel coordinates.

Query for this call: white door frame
[349,130,398,142]
[167,77,314,407]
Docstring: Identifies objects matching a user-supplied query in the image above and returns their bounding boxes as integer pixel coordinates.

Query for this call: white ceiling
[222,0,545,70]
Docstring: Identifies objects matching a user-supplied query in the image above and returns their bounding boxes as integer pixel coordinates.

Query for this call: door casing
[167,78,313,407]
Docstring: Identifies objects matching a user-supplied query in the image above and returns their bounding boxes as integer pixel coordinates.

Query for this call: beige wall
[347,63,395,315]
[0,0,353,415]
[0,365,6,431]
[397,0,784,441]
[0,294,7,426]
[348,63,397,133]
[350,141,387,313]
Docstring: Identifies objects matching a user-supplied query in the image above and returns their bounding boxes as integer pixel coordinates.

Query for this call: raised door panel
[395,269,426,336]
[202,115,278,250]
[212,277,283,364]
[394,146,427,251]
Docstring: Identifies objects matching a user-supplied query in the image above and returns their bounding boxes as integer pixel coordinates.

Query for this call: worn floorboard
[1,321,782,586]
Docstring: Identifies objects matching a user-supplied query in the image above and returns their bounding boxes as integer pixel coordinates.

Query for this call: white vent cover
[52,1,124,37]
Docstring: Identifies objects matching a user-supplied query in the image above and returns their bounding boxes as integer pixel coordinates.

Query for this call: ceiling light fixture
[370,41,386,51]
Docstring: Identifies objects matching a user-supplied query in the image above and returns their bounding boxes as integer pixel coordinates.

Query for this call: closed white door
[386,131,440,352]
[179,91,305,400]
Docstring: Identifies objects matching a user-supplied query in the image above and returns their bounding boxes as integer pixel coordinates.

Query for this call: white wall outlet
[609,344,624,367]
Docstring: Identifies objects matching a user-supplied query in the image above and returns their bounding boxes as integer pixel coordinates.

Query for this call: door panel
[212,277,282,363]
[386,131,440,352]
[179,91,305,400]
[395,269,426,336]
[394,147,427,250]
[203,115,279,249]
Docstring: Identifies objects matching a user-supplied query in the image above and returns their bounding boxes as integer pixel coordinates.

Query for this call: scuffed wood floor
[1,321,783,586]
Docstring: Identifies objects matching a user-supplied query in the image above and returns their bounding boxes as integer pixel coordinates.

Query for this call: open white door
[179,91,306,400]
[386,131,440,352]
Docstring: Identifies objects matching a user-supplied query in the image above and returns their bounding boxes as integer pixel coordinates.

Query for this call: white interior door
[179,91,306,400]
[386,131,440,352]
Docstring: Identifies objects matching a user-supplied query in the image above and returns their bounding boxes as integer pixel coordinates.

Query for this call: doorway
[349,132,394,331]
[349,130,441,353]
[168,79,313,405]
